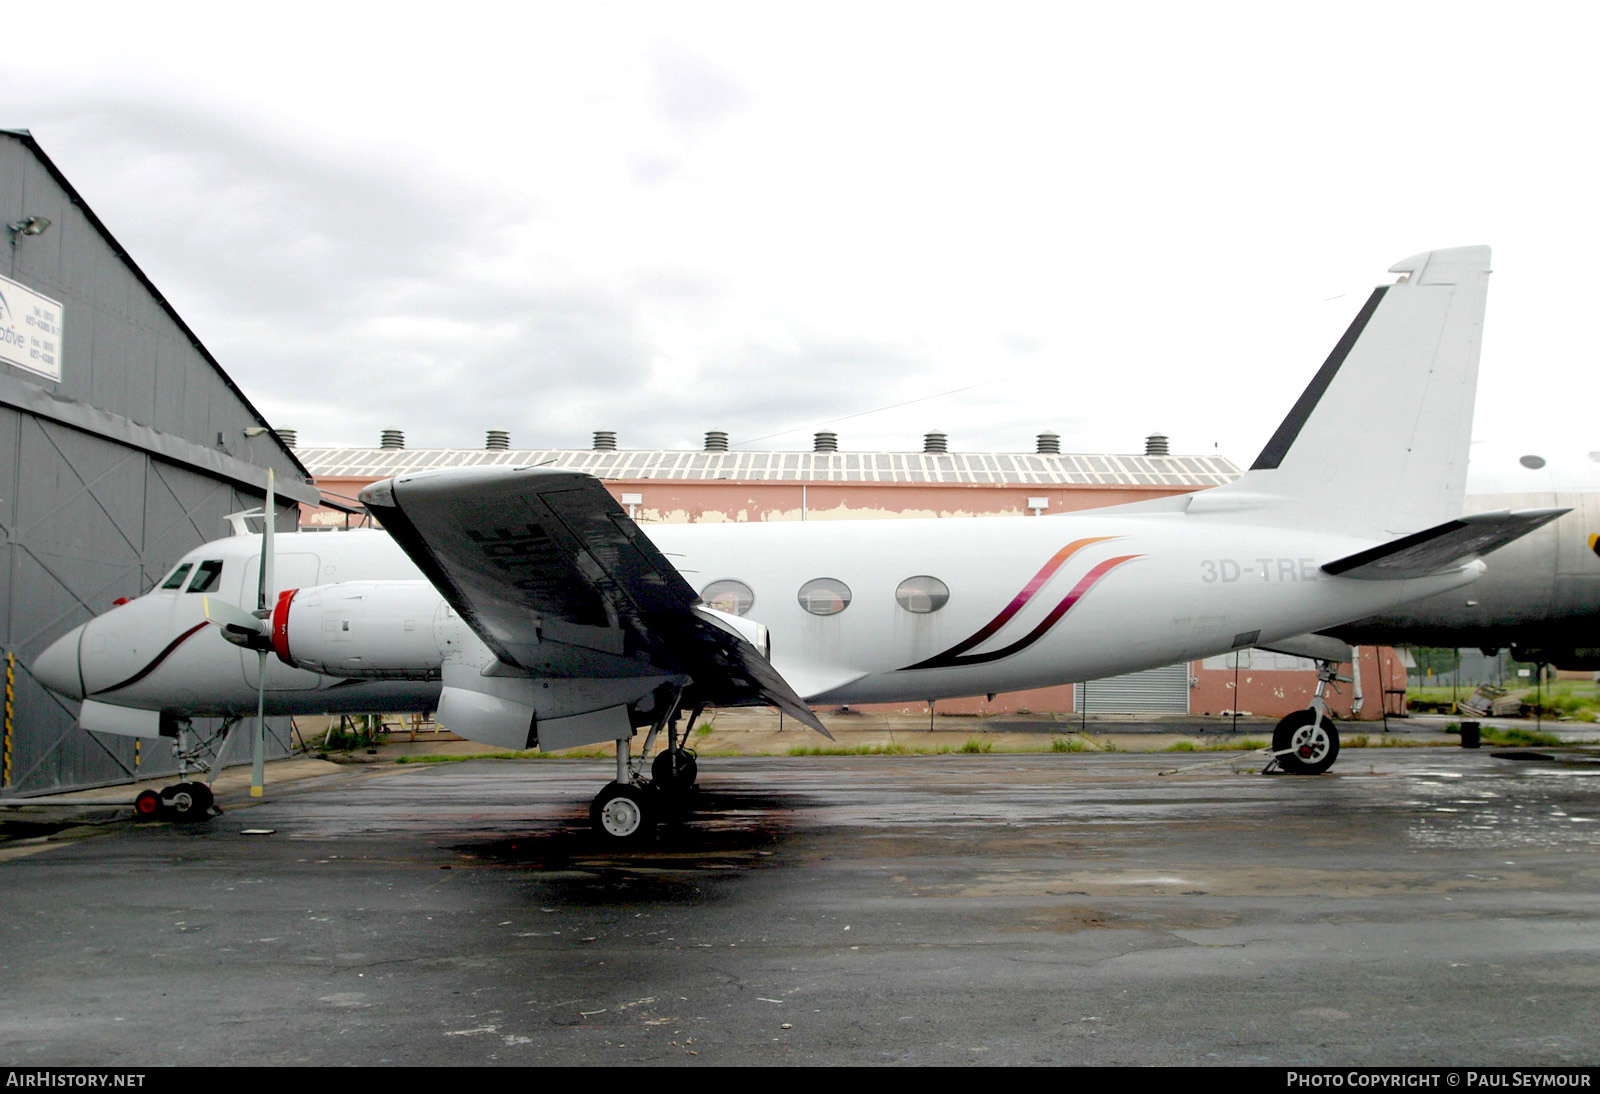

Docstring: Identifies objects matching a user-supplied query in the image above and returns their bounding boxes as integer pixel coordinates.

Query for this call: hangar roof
[297,447,1242,487]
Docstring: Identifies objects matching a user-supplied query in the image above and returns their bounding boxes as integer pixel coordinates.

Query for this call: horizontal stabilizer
[1322,508,1568,580]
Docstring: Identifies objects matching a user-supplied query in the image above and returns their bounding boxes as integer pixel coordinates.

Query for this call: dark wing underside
[360,466,827,734]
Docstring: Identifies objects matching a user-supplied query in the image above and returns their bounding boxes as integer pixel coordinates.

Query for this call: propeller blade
[258,468,276,612]
[201,595,272,652]
[251,650,267,798]
[201,595,265,634]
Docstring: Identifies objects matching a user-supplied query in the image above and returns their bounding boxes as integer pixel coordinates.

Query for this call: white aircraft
[32,246,1561,838]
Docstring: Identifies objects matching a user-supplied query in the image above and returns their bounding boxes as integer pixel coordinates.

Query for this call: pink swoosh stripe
[903,537,1116,669]
[902,552,1142,670]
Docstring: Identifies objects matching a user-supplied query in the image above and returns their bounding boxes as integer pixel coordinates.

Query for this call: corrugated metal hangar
[0,130,319,794]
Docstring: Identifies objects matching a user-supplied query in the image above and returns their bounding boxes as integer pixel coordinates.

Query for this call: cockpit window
[160,563,194,591]
[186,560,224,593]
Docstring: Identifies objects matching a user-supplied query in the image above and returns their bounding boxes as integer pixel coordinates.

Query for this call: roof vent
[813,431,838,452]
[275,428,298,449]
[704,430,729,452]
[593,430,617,451]
[1035,432,1060,455]
[380,429,405,450]
[1144,432,1169,456]
[923,431,948,454]
[485,430,510,450]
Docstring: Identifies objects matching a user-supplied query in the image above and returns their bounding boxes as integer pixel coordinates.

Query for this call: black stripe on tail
[1251,285,1389,471]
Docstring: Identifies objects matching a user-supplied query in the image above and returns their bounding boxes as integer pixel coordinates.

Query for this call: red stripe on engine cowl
[272,589,297,667]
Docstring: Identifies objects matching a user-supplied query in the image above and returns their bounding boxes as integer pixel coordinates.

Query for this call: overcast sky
[4,2,1596,464]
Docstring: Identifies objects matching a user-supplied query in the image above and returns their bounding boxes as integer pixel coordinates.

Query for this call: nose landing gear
[132,780,217,821]
[130,716,231,821]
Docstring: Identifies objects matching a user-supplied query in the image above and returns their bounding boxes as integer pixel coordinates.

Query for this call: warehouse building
[0,130,317,794]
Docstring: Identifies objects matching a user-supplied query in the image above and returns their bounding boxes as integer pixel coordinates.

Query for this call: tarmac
[2,707,1587,823]
[4,711,1599,1066]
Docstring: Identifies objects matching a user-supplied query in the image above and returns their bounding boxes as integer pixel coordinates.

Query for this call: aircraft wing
[1322,508,1568,580]
[359,466,829,735]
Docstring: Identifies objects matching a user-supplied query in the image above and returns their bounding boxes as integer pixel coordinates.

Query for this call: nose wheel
[132,781,218,821]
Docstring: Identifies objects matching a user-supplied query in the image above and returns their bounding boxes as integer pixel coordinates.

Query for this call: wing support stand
[1266,659,1344,775]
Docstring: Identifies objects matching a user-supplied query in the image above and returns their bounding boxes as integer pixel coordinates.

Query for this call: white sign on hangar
[0,272,63,381]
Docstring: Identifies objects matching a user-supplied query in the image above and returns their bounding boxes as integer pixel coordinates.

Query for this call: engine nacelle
[272,581,467,679]
[696,605,771,658]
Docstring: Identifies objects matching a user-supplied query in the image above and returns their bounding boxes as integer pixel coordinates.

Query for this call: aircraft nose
[33,626,85,701]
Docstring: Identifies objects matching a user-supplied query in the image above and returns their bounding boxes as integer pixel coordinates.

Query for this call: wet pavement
[3,748,1599,1066]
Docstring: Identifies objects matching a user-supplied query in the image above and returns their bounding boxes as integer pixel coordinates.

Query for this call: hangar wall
[0,130,319,794]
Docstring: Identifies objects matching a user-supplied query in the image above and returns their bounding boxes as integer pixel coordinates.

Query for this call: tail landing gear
[1271,710,1340,774]
[1269,659,1345,775]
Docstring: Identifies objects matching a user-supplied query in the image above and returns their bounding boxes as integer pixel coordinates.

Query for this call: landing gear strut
[587,688,700,840]
[1270,660,1343,775]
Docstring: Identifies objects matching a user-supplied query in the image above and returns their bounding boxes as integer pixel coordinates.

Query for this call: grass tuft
[1479,726,1564,747]
[786,743,914,757]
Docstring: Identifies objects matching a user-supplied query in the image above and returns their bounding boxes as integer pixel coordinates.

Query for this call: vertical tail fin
[1194,246,1491,540]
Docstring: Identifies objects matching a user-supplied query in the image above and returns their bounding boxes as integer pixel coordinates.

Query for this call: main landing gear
[1269,659,1344,775]
[131,716,230,822]
[588,690,701,841]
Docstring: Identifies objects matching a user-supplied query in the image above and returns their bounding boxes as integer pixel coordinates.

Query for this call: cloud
[647,42,752,135]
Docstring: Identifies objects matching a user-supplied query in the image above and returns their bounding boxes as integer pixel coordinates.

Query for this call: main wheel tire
[651,748,698,794]
[590,782,655,841]
[134,789,163,818]
[1273,710,1340,775]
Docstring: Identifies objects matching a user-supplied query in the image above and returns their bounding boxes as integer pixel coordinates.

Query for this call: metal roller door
[1076,662,1191,713]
